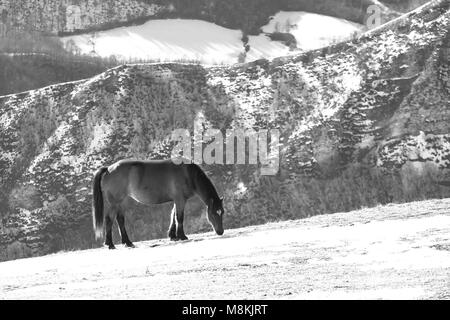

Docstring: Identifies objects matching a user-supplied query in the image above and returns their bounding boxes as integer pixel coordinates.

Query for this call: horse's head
[207,196,224,235]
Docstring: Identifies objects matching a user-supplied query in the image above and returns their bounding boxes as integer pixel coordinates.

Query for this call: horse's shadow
[104,231,235,250]
[139,237,207,249]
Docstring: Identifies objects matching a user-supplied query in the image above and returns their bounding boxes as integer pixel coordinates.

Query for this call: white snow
[0,199,449,299]
[262,11,365,51]
[88,122,113,154]
[246,34,290,62]
[62,19,246,65]
[61,13,365,65]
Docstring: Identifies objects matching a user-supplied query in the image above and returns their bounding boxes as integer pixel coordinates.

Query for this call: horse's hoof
[107,244,116,250]
[169,237,178,241]
[179,235,188,241]
[168,231,176,239]
[125,243,135,248]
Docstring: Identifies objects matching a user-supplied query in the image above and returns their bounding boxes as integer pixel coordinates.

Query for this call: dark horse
[92,159,224,249]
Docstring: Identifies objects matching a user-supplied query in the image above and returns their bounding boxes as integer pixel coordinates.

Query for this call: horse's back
[102,159,197,204]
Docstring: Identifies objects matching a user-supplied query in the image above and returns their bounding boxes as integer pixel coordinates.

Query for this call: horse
[92,159,225,249]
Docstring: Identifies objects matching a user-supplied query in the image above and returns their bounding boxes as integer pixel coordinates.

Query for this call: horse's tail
[93,167,108,240]
[438,180,450,187]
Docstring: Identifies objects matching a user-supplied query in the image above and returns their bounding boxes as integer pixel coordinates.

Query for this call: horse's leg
[168,204,177,241]
[117,210,134,248]
[105,213,116,250]
[175,199,188,241]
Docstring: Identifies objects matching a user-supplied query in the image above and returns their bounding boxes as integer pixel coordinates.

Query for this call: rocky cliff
[0,0,449,261]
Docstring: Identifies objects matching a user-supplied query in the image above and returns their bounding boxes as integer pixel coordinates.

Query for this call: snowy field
[0,198,449,299]
[261,11,364,51]
[61,12,364,65]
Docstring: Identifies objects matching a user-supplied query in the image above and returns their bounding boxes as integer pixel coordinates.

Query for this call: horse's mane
[191,164,220,204]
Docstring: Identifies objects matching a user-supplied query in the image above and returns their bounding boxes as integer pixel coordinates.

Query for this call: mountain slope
[0,0,449,261]
[0,0,422,96]
[60,19,287,65]
[0,199,449,299]
[0,53,117,96]
[60,14,364,65]
[0,0,400,35]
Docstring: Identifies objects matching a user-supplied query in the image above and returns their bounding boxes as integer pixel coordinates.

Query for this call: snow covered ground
[61,12,364,65]
[261,11,364,51]
[62,19,251,65]
[0,198,449,299]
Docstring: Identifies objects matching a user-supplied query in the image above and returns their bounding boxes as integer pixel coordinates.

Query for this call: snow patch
[62,19,245,65]
[61,13,365,65]
[262,11,364,51]
[88,122,113,154]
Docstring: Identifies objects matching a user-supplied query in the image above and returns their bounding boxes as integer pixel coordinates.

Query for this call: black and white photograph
[0,0,449,304]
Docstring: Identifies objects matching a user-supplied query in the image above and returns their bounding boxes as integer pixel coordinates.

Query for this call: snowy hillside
[261,11,364,51]
[61,13,364,64]
[63,19,245,64]
[0,199,449,299]
[0,0,405,36]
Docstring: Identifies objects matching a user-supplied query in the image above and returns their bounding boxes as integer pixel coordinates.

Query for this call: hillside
[0,0,404,35]
[0,199,449,299]
[0,1,369,95]
[60,13,363,64]
[0,0,425,96]
[0,0,449,262]
[0,53,118,96]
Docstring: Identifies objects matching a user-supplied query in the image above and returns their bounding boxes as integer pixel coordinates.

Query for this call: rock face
[0,0,449,261]
[0,0,408,36]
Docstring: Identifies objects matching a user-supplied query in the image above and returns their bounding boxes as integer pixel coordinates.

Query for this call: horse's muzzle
[216,229,224,236]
